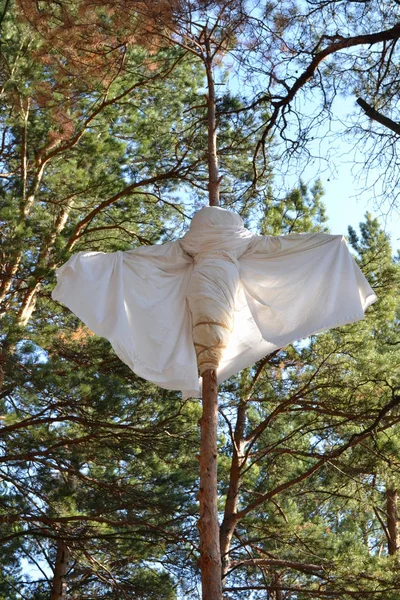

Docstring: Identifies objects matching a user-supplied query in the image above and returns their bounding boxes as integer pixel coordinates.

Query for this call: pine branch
[254,22,400,174]
[357,98,400,136]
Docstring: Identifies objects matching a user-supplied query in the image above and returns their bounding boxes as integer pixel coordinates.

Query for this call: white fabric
[52,206,377,398]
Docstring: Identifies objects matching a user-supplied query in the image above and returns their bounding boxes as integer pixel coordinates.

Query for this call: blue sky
[269,93,400,251]
[297,149,400,249]
[323,172,400,246]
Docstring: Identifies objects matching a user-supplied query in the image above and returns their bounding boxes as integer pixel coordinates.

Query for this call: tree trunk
[205,38,219,208]
[357,98,400,137]
[387,487,399,555]
[272,573,283,600]
[220,402,246,582]
[196,28,223,600]
[50,540,70,600]
[199,369,222,599]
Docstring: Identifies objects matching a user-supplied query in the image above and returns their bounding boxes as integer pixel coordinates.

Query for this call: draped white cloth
[52,206,377,398]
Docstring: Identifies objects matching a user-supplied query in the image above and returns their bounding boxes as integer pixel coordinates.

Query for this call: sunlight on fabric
[53,206,376,398]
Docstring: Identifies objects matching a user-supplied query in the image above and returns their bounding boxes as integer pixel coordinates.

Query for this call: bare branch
[255,22,400,164]
[357,97,400,136]
[229,557,325,574]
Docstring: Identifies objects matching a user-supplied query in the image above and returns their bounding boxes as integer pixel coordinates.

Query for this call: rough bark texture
[205,39,219,208]
[220,402,246,581]
[387,487,399,555]
[50,540,70,600]
[357,98,400,137]
[199,369,222,600]
[272,573,283,600]
[196,27,223,600]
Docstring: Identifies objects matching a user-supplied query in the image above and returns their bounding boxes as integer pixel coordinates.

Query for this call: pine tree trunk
[220,403,246,582]
[199,369,222,599]
[197,31,223,600]
[205,35,219,208]
[50,540,70,600]
[387,487,399,555]
[272,573,283,600]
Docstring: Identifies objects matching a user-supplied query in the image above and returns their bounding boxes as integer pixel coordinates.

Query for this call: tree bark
[386,487,399,555]
[205,37,219,208]
[220,402,246,582]
[199,369,222,600]
[357,98,400,137]
[272,573,283,600]
[196,27,223,600]
[50,540,70,600]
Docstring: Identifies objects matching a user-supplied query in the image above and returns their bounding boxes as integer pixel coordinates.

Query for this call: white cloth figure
[52,206,377,398]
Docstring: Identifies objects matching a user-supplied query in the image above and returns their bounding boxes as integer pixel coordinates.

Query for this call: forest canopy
[0,1,399,599]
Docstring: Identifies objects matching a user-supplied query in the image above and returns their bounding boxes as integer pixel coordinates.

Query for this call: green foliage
[260,179,328,236]
[1,1,400,598]
[0,3,205,596]
[219,212,400,598]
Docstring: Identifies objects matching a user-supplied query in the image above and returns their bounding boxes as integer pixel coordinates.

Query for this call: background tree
[1,0,400,598]
[10,0,400,206]
[219,209,400,598]
[0,1,272,597]
[0,2,204,597]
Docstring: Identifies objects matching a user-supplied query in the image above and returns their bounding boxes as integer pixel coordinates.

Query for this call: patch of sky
[216,29,400,247]
[16,340,49,364]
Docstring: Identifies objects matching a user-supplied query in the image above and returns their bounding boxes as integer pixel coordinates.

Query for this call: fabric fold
[52,206,377,397]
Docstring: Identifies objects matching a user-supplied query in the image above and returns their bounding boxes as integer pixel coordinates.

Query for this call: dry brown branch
[254,22,400,174]
[229,557,325,574]
[357,98,400,136]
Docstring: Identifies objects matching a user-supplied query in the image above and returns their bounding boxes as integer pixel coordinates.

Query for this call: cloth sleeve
[52,242,200,396]
[238,233,377,348]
